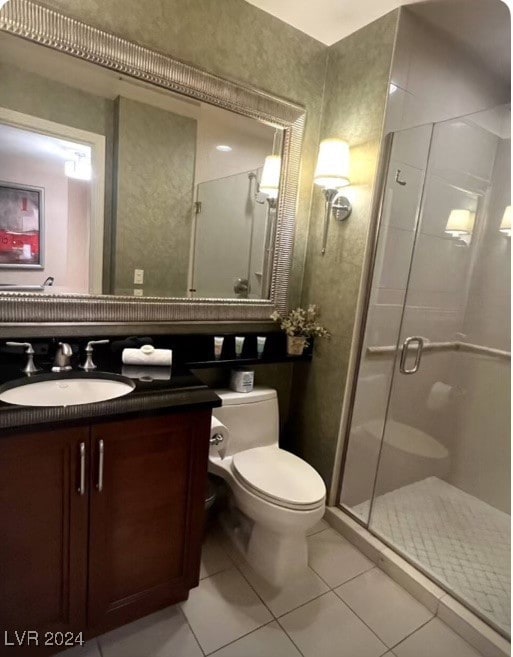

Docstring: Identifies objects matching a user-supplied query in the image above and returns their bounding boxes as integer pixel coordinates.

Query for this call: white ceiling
[0,123,90,163]
[244,0,424,45]
[245,0,510,84]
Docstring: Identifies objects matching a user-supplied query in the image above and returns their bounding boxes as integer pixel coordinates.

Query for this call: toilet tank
[213,387,279,456]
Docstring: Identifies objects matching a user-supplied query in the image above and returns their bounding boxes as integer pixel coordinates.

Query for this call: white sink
[0,374,135,407]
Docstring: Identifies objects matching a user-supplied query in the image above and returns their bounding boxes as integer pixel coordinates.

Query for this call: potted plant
[271,305,330,356]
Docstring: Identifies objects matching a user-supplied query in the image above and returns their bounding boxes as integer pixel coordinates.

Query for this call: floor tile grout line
[387,615,436,651]
[199,563,232,581]
[332,593,392,651]
[229,551,332,621]
[205,527,441,654]
[275,589,333,619]
[320,563,377,591]
[178,605,207,656]
[275,616,307,657]
[204,620,289,657]
[331,567,436,649]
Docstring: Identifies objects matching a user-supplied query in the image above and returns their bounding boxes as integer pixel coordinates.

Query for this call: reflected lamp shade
[445,209,475,235]
[500,205,511,234]
[260,155,281,199]
[314,138,350,189]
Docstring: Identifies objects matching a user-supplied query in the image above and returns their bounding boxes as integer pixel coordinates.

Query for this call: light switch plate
[134,269,144,284]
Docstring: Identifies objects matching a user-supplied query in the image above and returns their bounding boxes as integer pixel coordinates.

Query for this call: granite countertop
[0,360,221,431]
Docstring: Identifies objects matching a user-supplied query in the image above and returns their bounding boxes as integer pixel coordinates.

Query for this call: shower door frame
[335,123,510,639]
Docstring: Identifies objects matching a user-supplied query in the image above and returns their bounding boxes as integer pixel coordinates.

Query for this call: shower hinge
[194,201,202,214]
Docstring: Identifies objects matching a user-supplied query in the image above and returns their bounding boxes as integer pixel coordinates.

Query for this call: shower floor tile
[354,477,510,634]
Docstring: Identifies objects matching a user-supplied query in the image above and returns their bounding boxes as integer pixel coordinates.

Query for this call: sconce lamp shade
[0,1,10,8]
[260,155,281,199]
[445,209,475,235]
[314,138,350,189]
[500,205,511,234]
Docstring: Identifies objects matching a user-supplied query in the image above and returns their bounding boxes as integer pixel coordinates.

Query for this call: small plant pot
[287,335,307,356]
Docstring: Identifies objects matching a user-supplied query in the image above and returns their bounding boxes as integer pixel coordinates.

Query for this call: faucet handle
[6,341,41,374]
[81,339,109,371]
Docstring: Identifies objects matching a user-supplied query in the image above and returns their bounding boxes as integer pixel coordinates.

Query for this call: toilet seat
[231,446,326,511]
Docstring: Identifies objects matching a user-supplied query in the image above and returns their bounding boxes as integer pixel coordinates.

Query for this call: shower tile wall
[341,3,510,514]
[341,113,509,505]
[386,7,507,133]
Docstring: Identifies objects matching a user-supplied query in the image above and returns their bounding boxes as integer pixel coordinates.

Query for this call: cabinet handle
[97,439,104,492]
[78,442,86,495]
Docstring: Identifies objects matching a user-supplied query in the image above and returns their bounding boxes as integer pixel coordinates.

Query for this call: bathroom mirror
[0,0,305,324]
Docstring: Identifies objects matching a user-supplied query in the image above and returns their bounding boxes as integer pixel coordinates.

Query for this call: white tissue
[427,381,453,411]
[122,365,172,381]
[211,416,230,460]
[122,346,172,366]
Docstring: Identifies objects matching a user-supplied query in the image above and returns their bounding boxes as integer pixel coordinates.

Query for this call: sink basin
[0,372,135,407]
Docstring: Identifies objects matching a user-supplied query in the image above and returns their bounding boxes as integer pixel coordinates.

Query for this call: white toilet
[209,387,326,585]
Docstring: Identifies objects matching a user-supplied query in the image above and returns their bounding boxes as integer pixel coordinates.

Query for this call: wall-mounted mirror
[0,30,285,302]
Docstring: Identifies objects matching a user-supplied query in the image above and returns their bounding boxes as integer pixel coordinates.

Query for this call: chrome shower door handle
[399,336,424,374]
[78,442,86,495]
[97,439,104,492]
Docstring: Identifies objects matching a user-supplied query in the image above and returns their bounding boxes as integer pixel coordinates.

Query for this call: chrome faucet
[6,341,41,374]
[80,339,110,371]
[52,342,73,372]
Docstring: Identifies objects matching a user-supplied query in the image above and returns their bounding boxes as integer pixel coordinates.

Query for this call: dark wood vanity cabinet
[0,426,89,635]
[88,412,210,630]
[0,409,211,647]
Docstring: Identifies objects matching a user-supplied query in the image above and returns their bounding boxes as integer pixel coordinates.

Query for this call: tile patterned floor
[61,520,486,657]
[354,476,511,634]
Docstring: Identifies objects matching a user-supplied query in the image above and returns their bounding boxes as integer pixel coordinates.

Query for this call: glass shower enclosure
[191,168,273,299]
[339,105,511,637]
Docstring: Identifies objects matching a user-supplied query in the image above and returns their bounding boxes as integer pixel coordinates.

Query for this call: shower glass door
[340,106,511,637]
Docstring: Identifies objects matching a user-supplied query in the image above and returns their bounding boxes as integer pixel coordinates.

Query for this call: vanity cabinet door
[87,410,211,631]
[0,426,89,637]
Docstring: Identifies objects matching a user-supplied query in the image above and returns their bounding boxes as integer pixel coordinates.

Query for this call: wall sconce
[314,138,351,255]
[500,205,511,237]
[445,209,475,246]
[259,155,281,209]
[64,151,92,180]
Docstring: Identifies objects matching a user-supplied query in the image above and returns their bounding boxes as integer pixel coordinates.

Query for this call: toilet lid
[232,446,326,510]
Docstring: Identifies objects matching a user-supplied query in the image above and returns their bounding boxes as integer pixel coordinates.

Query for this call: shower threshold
[351,477,510,638]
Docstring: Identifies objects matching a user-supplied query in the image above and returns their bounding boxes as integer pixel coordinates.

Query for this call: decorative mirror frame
[0,0,305,325]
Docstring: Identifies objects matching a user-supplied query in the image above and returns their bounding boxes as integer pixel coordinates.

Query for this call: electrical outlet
[133,288,143,296]
[134,269,144,284]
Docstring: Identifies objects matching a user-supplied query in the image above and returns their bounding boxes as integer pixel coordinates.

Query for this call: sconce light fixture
[314,138,351,255]
[500,205,511,237]
[445,209,475,245]
[259,155,281,208]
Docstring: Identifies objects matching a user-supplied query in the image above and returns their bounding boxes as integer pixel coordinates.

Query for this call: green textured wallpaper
[113,97,197,297]
[38,0,328,308]
[1,0,400,491]
[286,11,399,488]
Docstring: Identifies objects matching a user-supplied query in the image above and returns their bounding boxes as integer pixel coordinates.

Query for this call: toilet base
[220,505,310,586]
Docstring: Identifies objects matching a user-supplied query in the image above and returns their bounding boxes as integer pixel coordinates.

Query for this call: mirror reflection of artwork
[0,183,43,268]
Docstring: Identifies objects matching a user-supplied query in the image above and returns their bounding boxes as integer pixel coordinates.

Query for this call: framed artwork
[0,182,44,269]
